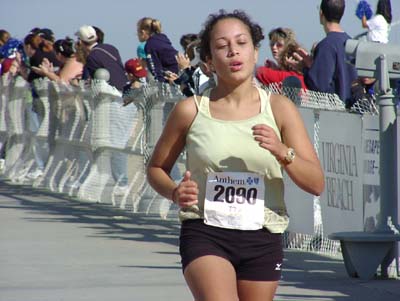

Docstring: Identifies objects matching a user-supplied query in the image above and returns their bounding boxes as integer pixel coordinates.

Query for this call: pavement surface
[0,180,399,301]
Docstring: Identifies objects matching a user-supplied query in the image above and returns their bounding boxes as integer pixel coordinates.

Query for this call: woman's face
[208,18,258,83]
[137,28,150,42]
[23,44,36,58]
[269,38,285,62]
[55,51,67,63]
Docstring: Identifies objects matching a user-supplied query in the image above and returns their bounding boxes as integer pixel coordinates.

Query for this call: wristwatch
[281,147,296,165]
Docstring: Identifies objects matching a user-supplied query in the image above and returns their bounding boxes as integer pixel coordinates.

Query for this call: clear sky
[2,0,399,63]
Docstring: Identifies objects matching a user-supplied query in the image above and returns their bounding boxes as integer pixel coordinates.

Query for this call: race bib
[204,172,265,230]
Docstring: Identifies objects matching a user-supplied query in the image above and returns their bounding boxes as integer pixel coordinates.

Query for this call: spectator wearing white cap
[76,25,127,91]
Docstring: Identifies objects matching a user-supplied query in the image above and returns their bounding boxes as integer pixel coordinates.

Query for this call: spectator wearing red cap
[125,58,147,83]
[123,58,147,105]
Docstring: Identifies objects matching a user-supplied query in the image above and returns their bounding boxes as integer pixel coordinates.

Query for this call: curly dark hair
[198,9,264,62]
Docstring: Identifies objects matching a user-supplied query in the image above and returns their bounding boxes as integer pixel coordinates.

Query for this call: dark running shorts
[179,219,283,281]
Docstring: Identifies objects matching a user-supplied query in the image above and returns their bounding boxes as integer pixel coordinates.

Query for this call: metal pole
[376,54,400,233]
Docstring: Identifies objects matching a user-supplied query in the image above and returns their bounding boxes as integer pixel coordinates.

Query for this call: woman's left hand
[252,124,286,161]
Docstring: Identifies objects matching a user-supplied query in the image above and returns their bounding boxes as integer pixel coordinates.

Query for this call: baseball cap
[75,25,97,43]
[39,28,55,42]
[125,58,147,78]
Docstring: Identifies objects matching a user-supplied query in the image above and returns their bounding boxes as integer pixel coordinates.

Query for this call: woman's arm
[146,97,199,207]
[256,66,307,89]
[361,15,369,29]
[253,94,324,195]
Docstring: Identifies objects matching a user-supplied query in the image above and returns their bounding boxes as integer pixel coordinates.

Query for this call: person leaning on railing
[31,38,83,85]
[75,25,127,92]
[136,17,179,83]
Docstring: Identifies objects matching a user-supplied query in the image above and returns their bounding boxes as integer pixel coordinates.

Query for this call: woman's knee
[184,255,239,301]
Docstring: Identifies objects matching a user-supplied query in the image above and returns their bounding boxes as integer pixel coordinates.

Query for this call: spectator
[352,0,392,102]
[22,31,56,179]
[146,10,324,300]
[28,28,62,83]
[265,27,295,68]
[136,41,155,82]
[123,57,147,98]
[122,58,148,107]
[26,28,43,48]
[0,37,24,76]
[136,41,147,61]
[31,38,83,85]
[2,34,39,79]
[0,29,10,46]
[290,0,358,108]
[76,25,127,91]
[360,0,392,44]
[256,27,307,89]
[137,17,179,82]
[179,33,198,51]
[92,26,105,44]
[76,25,130,194]
[169,38,212,96]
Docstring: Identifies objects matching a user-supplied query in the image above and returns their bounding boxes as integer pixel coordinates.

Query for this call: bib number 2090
[213,185,257,205]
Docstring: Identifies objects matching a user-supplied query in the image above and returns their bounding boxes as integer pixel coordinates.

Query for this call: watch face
[286,148,295,162]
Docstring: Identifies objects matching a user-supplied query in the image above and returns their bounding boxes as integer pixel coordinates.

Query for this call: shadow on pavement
[1,180,399,301]
[0,180,181,248]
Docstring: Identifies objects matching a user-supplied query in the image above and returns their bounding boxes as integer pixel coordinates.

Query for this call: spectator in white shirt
[361,0,392,44]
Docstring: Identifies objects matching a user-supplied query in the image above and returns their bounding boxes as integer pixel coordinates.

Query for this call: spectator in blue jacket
[76,25,127,91]
[290,0,358,108]
[136,17,179,82]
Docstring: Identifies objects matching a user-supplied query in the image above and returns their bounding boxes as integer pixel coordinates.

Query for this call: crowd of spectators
[0,1,397,175]
[0,0,396,107]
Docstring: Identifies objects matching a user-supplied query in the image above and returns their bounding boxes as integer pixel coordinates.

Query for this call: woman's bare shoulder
[269,93,302,128]
[169,96,199,129]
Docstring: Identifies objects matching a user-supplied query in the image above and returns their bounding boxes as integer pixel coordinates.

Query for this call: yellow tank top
[182,87,289,233]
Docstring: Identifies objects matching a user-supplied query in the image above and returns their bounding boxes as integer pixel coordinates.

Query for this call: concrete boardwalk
[0,180,399,301]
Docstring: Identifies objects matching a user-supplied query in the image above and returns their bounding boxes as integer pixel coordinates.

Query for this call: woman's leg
[184,255,239,301]
[237,280,279,301]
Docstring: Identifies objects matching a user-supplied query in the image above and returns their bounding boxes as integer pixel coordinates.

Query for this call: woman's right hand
[291,48,312,69]
[172,171,198,208]
[175,52,191,70]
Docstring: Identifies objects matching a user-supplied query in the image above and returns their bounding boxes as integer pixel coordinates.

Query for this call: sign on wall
[362,115,380,232]
[318,111,364,235]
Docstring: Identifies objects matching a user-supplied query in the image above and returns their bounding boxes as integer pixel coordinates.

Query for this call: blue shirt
[145,33,178,82]
[85,43,128,91]
[303,32,357,107]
